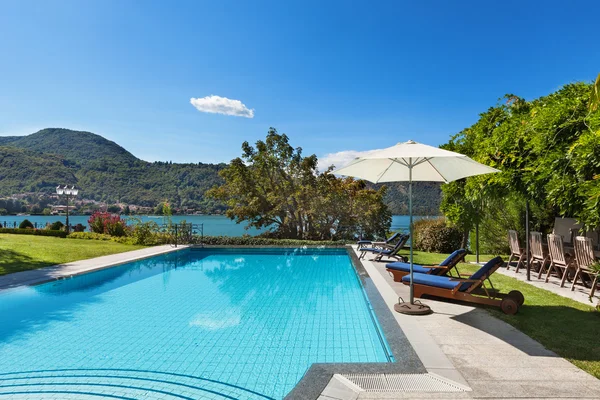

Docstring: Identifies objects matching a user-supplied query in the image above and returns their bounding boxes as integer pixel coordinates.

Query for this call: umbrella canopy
[332,140,500,313]
[332,140,499,183]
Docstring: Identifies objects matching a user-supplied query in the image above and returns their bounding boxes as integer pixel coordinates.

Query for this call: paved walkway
[329,250,600,399]
[0,245,184,291]
[495,264,599,307]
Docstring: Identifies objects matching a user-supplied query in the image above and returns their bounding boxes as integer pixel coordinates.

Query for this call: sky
[1,0,599,167]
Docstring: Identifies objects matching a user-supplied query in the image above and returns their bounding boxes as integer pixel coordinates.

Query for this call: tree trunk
[461,229,469,249]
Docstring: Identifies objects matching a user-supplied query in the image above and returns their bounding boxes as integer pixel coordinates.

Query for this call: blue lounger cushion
[357,240,372,245]
[402,256,503,292]
[401,273,461,290]
[386,263,432,274]
[386,249,467,275]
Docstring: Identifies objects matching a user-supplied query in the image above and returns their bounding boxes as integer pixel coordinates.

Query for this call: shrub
[127,218,167,245]
[88,212,128,236]
[49,221,65,231]
[73,223,86,232]
[67,232,134,244]
[18,219,34,229]
[199,235,348,246]
[413,218,462,253]
[0,228,67,238]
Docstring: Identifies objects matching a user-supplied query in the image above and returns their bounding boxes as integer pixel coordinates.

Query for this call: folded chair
[357,232,401,250]
[546,234,574,286]
[573,236,599,298]
[386,249,467,282]
[401,256,524,314]
[359,234,408,262]
[529,231,550,278]
[507,230,526,272]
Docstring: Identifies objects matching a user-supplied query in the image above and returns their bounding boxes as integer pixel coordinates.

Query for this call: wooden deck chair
[359,234,408,262]
[529,231,550,279]
[401,256,524,314]
[573,236,599,297]
[546,234,574,286]
[385,249,467,282]
[507,230,526,272]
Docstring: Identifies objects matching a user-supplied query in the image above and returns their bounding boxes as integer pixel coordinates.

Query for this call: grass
[409,250,600,379]
[0,233,145,276]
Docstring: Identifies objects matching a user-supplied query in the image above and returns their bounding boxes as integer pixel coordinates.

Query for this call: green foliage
[413,218,462,253]
[0,228,67,238]
[208,128,391,240]
[49,220,65,231]
[127,217,169,245]
[442,82,600,252]
[18,219,34,229]
[199,235,348,246]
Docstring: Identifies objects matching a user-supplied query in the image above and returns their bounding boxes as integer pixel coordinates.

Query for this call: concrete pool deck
[0,245,185,291]
[324,249,600,399]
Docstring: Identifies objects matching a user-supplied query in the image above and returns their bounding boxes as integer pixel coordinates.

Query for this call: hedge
[412,218,462,253]
[199,235,349,246]
[0,228,67,238]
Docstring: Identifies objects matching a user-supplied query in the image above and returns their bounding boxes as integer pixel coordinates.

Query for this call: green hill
[0,128,442,215]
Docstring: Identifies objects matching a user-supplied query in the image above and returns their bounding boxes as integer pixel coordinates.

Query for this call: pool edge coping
[0,245,187,292]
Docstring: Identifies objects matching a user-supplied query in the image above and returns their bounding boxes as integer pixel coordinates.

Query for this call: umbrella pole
[394,160,432,315]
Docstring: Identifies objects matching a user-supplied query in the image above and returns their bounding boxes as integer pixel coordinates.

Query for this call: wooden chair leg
[507,254,515,270]
[571,269,581,291]
[546,262,554,283]
[559,267,569,287]
[589,275,599,298]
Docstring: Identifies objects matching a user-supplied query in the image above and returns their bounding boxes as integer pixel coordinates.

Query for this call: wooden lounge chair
[401,256,524,314]
[507,230,526,272]
[359,234,408,262]
[546,233,574,286]
[385,249,467,282]
[357,232,401,250]
[529,231,550,279]
[572,236,599,298]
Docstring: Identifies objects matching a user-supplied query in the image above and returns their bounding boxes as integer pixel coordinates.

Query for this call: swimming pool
[0,248,392,399]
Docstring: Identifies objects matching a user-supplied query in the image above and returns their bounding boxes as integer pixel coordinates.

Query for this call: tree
[208,128,391,240]
[441,82,600,252]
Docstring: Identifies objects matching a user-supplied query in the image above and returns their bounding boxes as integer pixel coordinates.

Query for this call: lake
[0,214,429,237]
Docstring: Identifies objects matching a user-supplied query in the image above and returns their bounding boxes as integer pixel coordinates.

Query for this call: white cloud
[190,95,254,118]
[318,148,383,172]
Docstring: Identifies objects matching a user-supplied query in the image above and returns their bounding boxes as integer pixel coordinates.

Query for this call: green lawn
[0,234,145,276]
[410,251,600,379]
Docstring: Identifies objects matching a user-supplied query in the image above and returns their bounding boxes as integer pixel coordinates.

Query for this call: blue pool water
[0,248,391,399]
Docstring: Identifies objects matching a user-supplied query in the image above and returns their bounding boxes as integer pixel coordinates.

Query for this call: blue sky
[1,1,599,166]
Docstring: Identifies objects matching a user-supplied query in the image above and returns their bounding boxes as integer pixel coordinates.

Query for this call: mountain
[0,128,226,213]
[0,128,442,215]
[0,128,137,166]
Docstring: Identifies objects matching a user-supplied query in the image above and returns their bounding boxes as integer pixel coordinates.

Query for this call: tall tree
[208,128,391,240]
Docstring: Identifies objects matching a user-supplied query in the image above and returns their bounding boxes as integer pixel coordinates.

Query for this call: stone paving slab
[0,245,185,291]
[352,251,600,399]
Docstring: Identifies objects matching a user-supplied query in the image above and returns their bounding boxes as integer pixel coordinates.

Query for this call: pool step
[0,369,273,400]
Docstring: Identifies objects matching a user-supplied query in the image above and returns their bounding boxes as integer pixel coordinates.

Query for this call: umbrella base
[394,301,432,315]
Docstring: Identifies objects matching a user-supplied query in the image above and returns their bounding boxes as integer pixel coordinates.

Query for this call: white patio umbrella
[333,140,500,315]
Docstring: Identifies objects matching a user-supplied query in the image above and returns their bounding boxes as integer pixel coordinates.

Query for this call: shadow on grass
[0,248,55,278]
[452,306,600,363]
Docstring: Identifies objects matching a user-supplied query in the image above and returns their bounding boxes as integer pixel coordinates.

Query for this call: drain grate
[343,373,468,392]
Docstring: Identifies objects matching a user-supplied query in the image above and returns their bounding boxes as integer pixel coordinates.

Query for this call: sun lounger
[357,232,401,249]
[385,249,467,282]
[401,256,524,314]
[359,234,408,262]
